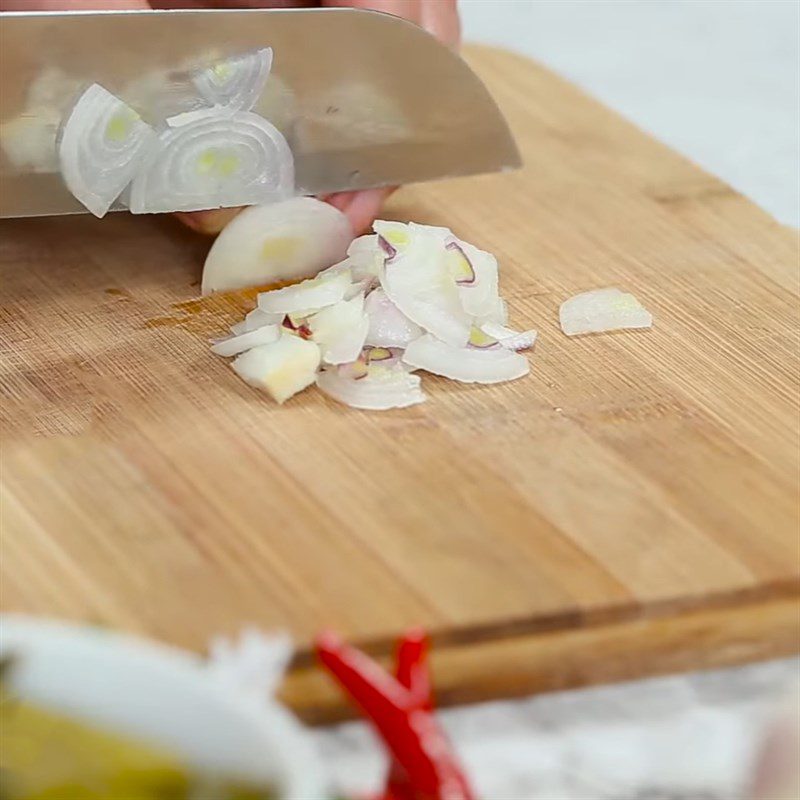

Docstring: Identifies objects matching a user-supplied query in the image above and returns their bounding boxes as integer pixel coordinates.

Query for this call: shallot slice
[210,324,279,357]
[403,334,529,384]
[317,363,426,411]
[59,83,158,217]
[374,221,471,347]
[479,321,538,351]
[257,268,352,314]
[128,110,293,215]
[192,48,273,112]
[559,288,653,336]
[308,293,369,365]
[202,198,353,294]
[230,307,283,335]
[364,288,423,348]
[231,333,321,404]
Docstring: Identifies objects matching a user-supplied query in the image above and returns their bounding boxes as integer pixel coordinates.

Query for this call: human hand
[1,0,460,235]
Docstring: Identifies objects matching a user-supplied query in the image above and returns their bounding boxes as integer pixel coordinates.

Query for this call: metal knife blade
[0,8,521,218]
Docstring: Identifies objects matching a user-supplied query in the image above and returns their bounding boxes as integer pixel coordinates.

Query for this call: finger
[421,0,460,48]
[323,186,397,235]
[173,207,244,236]
[321,0,422,26]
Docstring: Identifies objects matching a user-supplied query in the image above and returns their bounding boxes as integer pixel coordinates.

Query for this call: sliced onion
[308,293,369,364]
[230,307,283,336]
[480,321,538,351]
[374,221,471,347]
[128,110,294,215]
[403,334,529,384]
[559,288,653,336]
[345,234,384,281]
[59,83,158,218]
[202,198,352,294]
[231,332,320,404]
[449,239,499,318]
[257,268,352,314]
[210,324,280,357]
[193,48,273,112]
[317,363,425,411]
[364,288,423,348]
[479,296,508,326]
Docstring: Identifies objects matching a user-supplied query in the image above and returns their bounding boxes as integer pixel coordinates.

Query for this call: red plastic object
[316,629,474,800]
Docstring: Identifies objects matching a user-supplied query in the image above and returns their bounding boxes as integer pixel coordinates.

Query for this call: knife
[0,8,521,218]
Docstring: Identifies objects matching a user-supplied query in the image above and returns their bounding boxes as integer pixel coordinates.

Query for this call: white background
[460,0,799,227]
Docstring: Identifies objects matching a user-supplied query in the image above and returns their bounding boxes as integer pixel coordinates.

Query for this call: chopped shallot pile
[209,215,539,410]
[208,203,653,411]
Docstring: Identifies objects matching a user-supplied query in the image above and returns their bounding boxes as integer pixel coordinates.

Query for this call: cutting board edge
[282,592,800,724]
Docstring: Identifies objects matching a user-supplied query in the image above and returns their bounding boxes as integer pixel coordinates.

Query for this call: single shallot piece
[559,287,652,336]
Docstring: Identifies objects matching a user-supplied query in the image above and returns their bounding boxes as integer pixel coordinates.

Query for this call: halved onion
[257,268,352,314]
[231,333,320,404]
[308,293,369,364]
[559,288,653,336]
[59,83,158,218]
[364,288,423,348]
[128,111,293,215]
[374,221,471,347]
[317,363,425,411]
[193,48,273,112]
[210,323,279,357]
[202,198,352,294]
[230,307,283,335]
[403,334,529,384]
[480,321,538,351]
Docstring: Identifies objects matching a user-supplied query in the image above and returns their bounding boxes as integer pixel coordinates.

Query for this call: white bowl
[0,614,327,799]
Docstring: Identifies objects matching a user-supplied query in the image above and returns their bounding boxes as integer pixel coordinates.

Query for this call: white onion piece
[231,333,320,404]
[308,294,369,365]
[403,334,529,384]
[345,234,383,281]
[59,83,158,218]
[364,288,423,348]
[210,323,280,357]
[193,48,273,112]
[559,288,653,336]
[202,198,352,295]
[317,363,425,411]
[230,307,284,336]
[258,269,352,314]
[374,221,471,347]
[128,111,293,215]
[480,322,538,351]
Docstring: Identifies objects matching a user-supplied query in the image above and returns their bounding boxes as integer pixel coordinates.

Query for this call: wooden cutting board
[1,46,798,723]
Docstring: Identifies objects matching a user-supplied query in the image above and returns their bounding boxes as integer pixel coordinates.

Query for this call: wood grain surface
[1,46,798,721]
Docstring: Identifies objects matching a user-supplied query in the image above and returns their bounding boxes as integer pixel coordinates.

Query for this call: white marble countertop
[315,2,799,797]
